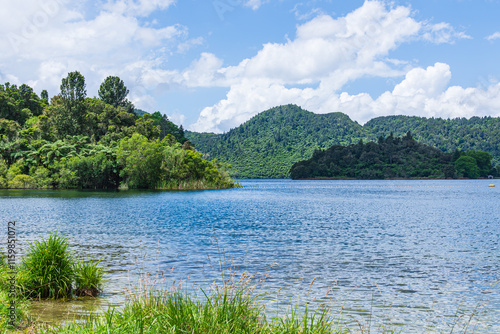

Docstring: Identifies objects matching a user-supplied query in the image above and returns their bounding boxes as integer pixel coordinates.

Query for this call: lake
[0,179,499,332]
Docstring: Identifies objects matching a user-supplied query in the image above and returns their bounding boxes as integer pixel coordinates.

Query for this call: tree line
[0,72,236,190]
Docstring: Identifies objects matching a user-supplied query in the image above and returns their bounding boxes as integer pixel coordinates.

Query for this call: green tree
[454,155,480,179]
[117,133,164,189]
[467,150,492,177]
[98,76,130,108]
[41,90,49,104]
[60,71,87,106]
[54,71,88,137]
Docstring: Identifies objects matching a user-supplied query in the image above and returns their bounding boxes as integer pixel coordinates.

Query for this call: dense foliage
[0,73,236,190]
[290,132,495,180]
[187,105,364,178]
[187,105,500,179]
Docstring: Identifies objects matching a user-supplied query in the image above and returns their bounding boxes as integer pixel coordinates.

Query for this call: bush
[8,174,37,189]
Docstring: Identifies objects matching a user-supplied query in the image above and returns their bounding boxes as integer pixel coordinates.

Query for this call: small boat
[489,184,496,187]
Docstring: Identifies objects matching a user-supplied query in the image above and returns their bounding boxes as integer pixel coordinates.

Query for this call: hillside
[290,133,495,180]
[186,105,364,178]
[186,105,500,179]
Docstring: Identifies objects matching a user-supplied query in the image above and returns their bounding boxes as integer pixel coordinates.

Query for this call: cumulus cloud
[1,0,496,134]
[0,0,192,109]
[187,1,486,133]
[188,1,422,132]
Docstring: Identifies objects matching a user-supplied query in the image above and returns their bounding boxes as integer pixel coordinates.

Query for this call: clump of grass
[17,233,75,299]
[16,232,105,300]
[74,257,105,297]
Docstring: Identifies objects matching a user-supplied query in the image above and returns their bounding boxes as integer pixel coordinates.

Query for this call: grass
[15,232,105,300]
[74,257,105,297]
[0,232,105,332]
[17,233,75,299]
[37,271,352,334]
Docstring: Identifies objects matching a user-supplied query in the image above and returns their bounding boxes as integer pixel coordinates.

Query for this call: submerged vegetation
[290,132,495,180]
[0,73,236,190]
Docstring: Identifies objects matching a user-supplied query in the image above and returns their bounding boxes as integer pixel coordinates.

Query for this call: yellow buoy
[489,184,496,187]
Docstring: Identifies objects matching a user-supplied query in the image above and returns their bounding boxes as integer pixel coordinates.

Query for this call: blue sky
[2,0,500,132]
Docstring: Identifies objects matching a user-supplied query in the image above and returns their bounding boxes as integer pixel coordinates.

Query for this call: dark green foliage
[117,133,236,189]
[291,134,451,179]
[151,111,187,143]
[15,232,105,301]
[454,156,480,179]
[74,258,105,297]
[55,71,88,137]
[67,153,121,189]
[291,133,493,179]
[0,83,44,126]
[186,104,365,178]
[364,115,500,166]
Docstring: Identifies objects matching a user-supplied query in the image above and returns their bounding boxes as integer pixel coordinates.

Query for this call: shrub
[8,174,37,189]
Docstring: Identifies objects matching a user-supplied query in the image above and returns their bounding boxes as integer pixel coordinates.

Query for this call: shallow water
[1,179,499,332]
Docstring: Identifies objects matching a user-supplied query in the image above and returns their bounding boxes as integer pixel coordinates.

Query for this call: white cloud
[104,0,176,17]
[486,32,500,41]
[243,0,270,10]
[187,1,486,133]
[190,1,423,131]
[421,22,471,44]
[1,0,495,134]
[0,0,193,110]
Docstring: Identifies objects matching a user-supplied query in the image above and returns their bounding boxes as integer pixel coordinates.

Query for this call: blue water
[0,179,499,332]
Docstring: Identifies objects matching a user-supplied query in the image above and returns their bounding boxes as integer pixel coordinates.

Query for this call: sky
[2,0,500,133]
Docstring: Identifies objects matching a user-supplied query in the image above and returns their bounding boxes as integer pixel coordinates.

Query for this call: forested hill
[186,105,365,178]
[186,105,500,179]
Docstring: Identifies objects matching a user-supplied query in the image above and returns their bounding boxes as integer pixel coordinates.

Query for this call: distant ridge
[186,105,500,178]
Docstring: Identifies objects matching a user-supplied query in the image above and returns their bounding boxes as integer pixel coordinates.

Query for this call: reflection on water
[1,180,499,332]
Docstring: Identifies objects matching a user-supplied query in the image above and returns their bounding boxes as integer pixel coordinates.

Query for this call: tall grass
[17,233,75,299]
[74,257,105,297]
[15,232,105,300]
[37,270,353,334]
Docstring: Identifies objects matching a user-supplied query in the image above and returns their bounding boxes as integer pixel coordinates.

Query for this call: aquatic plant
[17,232,75,299]
[74,257,105,297]
[16,232,105,300]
